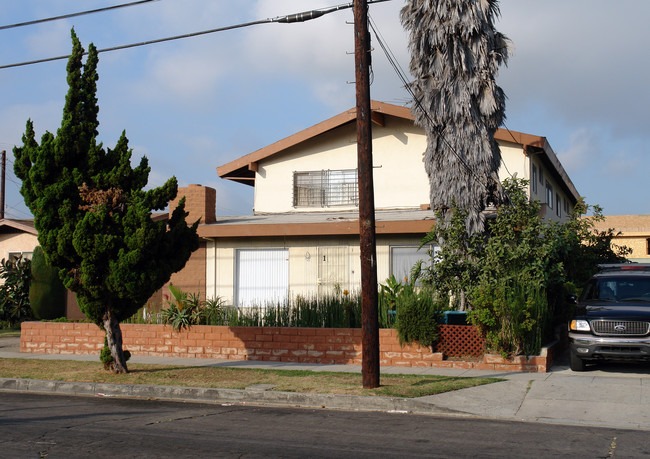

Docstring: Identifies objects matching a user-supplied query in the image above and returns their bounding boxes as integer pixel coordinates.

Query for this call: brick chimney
[169,184,216,224]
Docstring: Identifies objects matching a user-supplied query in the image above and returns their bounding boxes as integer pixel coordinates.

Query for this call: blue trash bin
[441,311,467,325]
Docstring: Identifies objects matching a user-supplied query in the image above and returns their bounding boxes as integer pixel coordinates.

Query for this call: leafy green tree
[422,178,629,356]
[13,30,199,373]
[0,256,32,327]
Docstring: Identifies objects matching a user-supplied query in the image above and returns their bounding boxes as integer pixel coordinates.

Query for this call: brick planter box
[19,322,558,372]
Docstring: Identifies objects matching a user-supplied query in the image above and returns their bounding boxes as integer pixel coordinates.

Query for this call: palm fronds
[401,0,510,235]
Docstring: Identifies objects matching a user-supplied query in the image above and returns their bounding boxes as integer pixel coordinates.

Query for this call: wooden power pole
[353,0,380,389]
[0,150,5,220]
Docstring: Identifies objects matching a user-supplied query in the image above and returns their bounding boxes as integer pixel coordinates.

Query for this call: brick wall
[20,322,555,372]
[165,241,207,300]
[170,184,216,225]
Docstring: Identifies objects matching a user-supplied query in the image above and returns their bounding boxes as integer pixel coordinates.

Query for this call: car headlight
[570,320,590,332]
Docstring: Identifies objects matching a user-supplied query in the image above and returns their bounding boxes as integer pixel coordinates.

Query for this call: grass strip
[0,330,20,337]
[0,358,502,398]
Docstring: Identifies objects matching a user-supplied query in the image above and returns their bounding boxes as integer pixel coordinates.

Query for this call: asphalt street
[2,392,649,458]
[2,336,650,432]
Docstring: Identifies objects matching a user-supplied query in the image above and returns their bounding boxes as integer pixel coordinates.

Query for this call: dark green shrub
[470,279,548,357]
[29,246,66,320]
[100,336,130,371]
[394,286,445,348]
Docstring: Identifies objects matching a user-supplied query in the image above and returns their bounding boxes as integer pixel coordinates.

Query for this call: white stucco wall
[0,233,39,260]
[498,141,528,183]
[253,117,430,213]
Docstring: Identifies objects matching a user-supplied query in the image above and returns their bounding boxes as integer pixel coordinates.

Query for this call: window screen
[293,169,358,207]
[236,249,289,307]
[390,246,436,283]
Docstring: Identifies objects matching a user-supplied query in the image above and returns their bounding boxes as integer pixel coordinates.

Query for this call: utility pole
[0,150,5,219]
[353,0,380,389]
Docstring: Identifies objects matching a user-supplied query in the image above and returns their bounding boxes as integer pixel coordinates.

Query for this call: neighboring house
[0,219,38,262]
[0,218,86,319]
[591,215,650,263]
[188,101,580,307]
[0,215,173,320]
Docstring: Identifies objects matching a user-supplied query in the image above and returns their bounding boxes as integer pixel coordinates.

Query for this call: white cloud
[498,0,650,140]
[604,149,639,179]
[0,101,62,149]
[140,49,224,104]
[556,128,603,172]
[23,20,73,58]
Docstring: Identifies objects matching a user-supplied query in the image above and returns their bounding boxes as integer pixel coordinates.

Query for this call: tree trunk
[103,309,128,374]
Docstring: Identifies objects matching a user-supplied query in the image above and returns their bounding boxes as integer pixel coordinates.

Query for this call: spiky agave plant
[401,0,510,235]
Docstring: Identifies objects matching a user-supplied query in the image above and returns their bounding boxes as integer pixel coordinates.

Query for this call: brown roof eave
[217,101,550,183]
[198,219,435,238]
[0,218,37,235]
[217,109,360,180]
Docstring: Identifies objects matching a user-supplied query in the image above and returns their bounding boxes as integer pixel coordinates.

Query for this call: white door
[236,249,289,307]
[318,246,349,296]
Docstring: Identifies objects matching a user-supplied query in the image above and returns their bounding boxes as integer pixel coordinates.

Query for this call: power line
[0,0,392,70]
[0,0,160,31]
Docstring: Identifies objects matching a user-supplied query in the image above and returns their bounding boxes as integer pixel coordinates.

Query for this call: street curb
[0,377,467,416]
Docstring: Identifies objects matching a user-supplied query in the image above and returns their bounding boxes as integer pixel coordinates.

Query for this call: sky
[1,0,648,219]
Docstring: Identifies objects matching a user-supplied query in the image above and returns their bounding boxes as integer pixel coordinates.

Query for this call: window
[390,245,436,283]
[293,169,358,207]
[564,199,570,215]
[556,193,561,217]
[7,251,33,262]
[531,165,538,194]
[539,167,544,185]
[236,249,289,307]
[545,181,553,209]
[647,238,650,256]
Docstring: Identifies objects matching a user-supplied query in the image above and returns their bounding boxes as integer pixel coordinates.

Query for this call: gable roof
[0,218,37,235]
[591,215,650,236]
[217,100,580,203]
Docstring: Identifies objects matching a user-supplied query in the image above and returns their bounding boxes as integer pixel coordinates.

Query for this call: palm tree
[401,0,509,235]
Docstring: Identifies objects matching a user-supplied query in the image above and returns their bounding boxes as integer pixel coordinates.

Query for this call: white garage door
[236,249,289,307]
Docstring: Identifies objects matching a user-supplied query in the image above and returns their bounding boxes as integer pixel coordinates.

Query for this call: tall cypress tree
[14,30,199,373]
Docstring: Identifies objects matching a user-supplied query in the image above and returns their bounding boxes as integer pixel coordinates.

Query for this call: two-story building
[176,101,580,307]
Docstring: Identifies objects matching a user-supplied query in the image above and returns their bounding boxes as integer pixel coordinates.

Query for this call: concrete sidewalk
[2,336,650,430]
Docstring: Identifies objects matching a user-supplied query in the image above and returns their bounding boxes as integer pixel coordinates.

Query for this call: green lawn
[0,358,502,398]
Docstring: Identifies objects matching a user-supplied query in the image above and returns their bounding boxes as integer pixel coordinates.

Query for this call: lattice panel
[435,325,484,357]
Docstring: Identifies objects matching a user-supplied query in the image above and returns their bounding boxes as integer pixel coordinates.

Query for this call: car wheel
[570,350,586,372]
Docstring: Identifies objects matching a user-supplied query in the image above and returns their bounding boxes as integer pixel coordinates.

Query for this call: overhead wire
[0,0,160,31]
[0,0,391,70]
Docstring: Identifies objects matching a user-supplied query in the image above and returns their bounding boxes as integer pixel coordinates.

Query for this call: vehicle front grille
[591,320,650,336]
